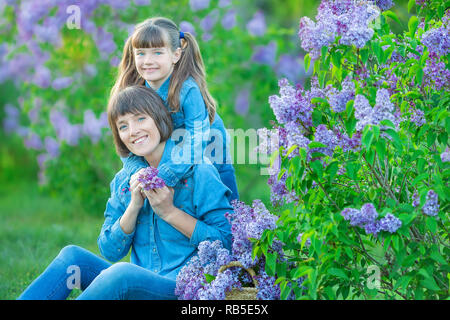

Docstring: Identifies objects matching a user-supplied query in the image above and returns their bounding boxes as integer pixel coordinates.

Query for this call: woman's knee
[57,245,86,264]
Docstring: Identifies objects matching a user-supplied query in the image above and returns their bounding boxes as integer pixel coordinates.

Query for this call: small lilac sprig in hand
[137,166,166,191]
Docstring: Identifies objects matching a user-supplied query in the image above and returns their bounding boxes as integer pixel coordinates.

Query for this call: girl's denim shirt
[98,139,233,280]
[122,76,232,187]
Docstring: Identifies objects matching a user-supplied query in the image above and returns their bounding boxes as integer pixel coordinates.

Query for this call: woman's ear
[173,47,182,64]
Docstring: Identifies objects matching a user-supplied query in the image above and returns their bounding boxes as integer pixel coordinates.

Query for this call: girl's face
[116,112,161,159]
[134,46,181,90]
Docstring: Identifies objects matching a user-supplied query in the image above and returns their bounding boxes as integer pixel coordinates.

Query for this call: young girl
[111,17,239,201]
[18,86,232,299]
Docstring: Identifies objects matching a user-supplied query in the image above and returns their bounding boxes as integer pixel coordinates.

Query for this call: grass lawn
[0,178,111,299]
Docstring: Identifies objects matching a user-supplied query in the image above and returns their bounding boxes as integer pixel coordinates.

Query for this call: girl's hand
[129,177,145,209]
[141,186,176,220]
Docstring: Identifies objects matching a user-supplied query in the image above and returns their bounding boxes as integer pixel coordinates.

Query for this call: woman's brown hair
[107,85,173,157]
[110,17,216,123]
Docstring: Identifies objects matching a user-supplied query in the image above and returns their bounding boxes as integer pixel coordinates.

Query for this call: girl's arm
[157,85,210,185]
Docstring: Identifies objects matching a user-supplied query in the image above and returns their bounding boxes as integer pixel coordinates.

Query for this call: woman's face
[116,112,161,158]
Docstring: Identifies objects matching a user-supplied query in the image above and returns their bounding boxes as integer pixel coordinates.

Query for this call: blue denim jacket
[122,76,232,187]
[98,139,233,280]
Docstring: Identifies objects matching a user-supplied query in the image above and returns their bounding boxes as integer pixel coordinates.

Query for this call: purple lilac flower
[312,124,338,158]
[234,88,250,116]
[423,53,450,91]
[49,109,81,146]
[219,0,231,7]
[134,0,150,5]
[3,103,20,134]
[326,77,355,113]
[254,269,281,300]
[298,0,380,59]
[200,9,219,33]
[275,54,304,84]
[296,232,311,247]
[175,256,205,300]
[24,132,43,150]
[410,108,425,127]
[412,191,420,208]
[364,220,381,236]
[376,0,394,11]
[189,0,210,11]
[246,11,266,37]
[251,41,277,67]
[93,27,117,59]
[354,89,397,132]
[44,136,60,158]
[33,65,52,88]
[268,78,313,126]
[51,77,72,90]
[379,213,402,233]
[441,147,450,162]
[422,190,440,216]
[180,21,196,37]
[82,110,107,143]
[421,26,450,57]
[197,269,234,300]
[137,166,166,190]
[221,9,236,30]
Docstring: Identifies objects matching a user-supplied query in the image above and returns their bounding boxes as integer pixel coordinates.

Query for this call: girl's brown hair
[110,17,216,123]
[107,85,173,157]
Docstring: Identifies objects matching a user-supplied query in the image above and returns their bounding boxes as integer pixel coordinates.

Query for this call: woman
[18,85,232,300]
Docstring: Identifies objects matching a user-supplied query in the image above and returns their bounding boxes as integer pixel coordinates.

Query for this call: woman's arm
[97,173,144,262]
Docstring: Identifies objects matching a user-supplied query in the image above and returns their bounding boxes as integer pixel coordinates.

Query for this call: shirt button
[153,248,156,252]
[154,269,158,273]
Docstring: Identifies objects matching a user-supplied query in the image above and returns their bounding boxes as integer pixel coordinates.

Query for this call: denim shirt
[122,76,232,187]
[98,139,233,280]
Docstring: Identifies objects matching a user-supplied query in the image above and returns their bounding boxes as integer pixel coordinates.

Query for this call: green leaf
[408,16,419,38]
[383,10,402,26]
[420,278,441,291]
[331,50,342,68]
[375,139,386,162]
[304,53,311,73]
[415,67,424,86]
[426,217,437,234]
[408,0,415,12]
[310,160,323,179]
[266,252,277,276]
[309,141,328,149]
[204,273,216,283]
[327,268,349,280]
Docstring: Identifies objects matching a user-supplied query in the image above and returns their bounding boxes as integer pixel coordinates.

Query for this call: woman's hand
[141,186,176,221]
[129,176,145,209]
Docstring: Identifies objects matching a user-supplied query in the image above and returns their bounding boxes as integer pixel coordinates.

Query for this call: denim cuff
[111,217,135,248]
[157,163,181,187]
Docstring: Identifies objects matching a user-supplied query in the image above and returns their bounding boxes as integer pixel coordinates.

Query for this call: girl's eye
[154,51,163,55]
[136,52,144,56]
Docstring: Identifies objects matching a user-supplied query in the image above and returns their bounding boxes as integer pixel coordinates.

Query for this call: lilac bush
[252,0,449,299]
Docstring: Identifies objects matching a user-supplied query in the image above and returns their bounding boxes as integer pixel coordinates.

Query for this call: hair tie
[179,31,185,39]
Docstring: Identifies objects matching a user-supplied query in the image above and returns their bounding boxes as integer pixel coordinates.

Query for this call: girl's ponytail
[171,31,216,123]
[110,36,144,99]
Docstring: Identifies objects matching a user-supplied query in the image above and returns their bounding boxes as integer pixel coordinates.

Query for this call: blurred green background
[0,0,410,299]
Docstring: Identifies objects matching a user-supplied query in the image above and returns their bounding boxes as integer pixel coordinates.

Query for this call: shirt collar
[145,75,171,101]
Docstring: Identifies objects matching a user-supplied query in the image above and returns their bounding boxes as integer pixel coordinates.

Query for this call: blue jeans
[17,245,177,300]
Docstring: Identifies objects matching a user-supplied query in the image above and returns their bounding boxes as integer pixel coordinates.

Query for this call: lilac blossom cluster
[137,166,166,190]
[354,89,398,132]
[176,199,284,300]
[225,200,279,268]
[341,203,402,236]
[441,147,450,163]
[422,190,440,217]
[298,0,380,59]
[175,240,234,300]
[325,77,355,113]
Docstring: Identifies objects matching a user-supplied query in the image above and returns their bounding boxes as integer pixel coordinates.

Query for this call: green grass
[0,179,107,299]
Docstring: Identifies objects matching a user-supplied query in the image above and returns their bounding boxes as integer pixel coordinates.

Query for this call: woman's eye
[119,125,127,131]
[138,117,146,122]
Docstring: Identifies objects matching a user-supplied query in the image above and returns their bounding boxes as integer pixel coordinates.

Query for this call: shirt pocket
[133,212,151,246]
